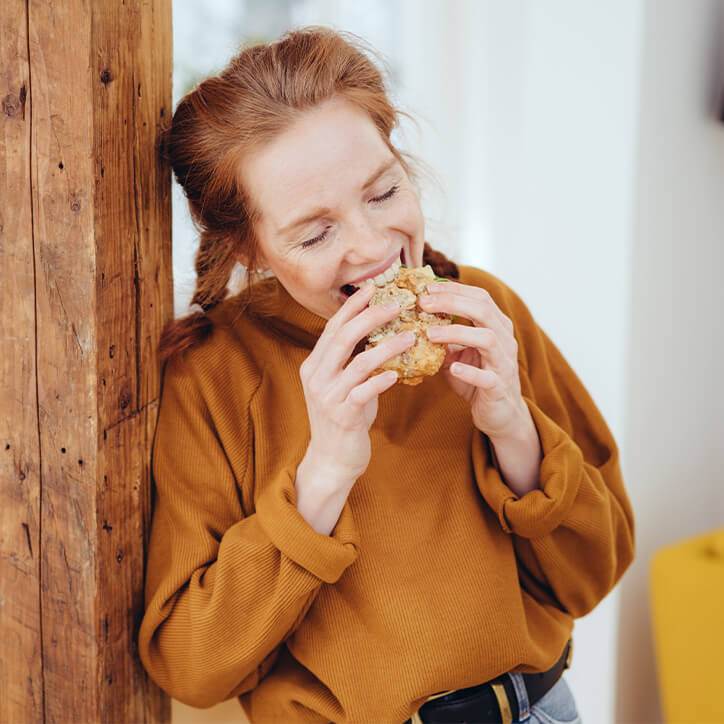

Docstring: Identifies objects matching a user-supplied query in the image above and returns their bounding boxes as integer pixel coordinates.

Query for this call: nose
[342,211,389,264]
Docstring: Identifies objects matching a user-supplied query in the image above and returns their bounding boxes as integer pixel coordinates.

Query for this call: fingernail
[402,331,416,343]
[426,326,440,339]
[418,295,432,306]
[427,284,441,293]
[384,302,400,311]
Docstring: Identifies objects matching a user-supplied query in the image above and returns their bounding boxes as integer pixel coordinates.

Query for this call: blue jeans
[508,673,582,724]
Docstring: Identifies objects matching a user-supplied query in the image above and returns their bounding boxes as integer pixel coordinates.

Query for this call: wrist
[303,441,365,488]
[295,451,358,535]
[488,399,534,448]
[488,401,542,497]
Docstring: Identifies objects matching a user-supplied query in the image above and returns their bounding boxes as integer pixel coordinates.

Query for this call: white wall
[616,1,724,722]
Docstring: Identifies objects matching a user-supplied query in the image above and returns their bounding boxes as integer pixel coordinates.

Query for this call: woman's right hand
[295,281,415,533]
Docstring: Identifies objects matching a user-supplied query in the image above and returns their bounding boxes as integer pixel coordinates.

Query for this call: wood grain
[1,0,172,720]
[0,1,43,721]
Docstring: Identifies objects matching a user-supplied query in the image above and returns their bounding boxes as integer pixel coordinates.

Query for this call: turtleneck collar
[241,277,328,349]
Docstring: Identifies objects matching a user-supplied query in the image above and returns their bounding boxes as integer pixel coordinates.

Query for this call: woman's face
[240,97,425,319]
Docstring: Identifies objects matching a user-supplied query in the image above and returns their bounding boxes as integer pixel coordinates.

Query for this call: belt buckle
[413,683,513,724]
[565,639,573,670]
[490,681,513,724]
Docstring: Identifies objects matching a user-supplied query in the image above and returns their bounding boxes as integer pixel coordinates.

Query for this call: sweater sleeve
[469,271,635,618]
[137,357,359,708]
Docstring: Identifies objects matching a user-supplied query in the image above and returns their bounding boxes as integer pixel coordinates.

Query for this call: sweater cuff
[475,397,583,538]
[255,468,359,583]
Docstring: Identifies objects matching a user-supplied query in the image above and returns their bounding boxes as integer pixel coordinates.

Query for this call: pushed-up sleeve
[137,358,359,708]
[471,273,635,618]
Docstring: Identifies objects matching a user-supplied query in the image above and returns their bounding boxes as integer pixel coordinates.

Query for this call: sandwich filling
[365,265,451,386]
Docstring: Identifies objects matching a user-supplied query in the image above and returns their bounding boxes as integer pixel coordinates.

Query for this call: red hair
[159,26,457,365]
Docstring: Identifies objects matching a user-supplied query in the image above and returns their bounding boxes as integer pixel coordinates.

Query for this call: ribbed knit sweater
[138,265,635,724]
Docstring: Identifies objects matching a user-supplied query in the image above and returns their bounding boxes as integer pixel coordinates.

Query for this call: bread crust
[366,265,451,385]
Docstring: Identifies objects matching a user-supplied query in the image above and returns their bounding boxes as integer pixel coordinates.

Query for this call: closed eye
[301,226,330,249]
[371,185,399,204]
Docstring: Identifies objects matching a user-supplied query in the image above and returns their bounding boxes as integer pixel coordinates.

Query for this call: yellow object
[650,528,724,724]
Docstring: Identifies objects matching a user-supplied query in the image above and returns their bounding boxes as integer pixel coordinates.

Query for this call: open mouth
[340,250,406,297]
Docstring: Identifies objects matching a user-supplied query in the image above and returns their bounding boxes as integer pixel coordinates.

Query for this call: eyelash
[301,228,329,249]
[371,185,399,204]
[300,185,400,249]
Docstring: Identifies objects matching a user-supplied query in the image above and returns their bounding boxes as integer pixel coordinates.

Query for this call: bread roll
[366,265,451,386]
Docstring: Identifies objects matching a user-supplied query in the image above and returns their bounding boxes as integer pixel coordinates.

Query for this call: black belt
[405,639,573,724]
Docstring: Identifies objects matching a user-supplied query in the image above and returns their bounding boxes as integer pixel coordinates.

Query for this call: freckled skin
[240,97,426,320]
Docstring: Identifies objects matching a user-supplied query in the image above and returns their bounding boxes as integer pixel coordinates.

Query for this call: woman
[138,27,634,724]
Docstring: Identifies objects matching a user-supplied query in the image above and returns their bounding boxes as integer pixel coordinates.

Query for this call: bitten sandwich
[366,264,451,386]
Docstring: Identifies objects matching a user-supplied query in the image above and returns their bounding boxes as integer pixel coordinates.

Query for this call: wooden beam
[1,1,173,721]
[1,1,43,720]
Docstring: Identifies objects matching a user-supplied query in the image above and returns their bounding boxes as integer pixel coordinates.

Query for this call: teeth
[370,260,400,287]
[349,259,401,290]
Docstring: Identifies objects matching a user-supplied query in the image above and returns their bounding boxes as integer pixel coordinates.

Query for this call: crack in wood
[131,67,142,414]
[25,1,47,718]
[102,400,157,436]
[22,523,33,558]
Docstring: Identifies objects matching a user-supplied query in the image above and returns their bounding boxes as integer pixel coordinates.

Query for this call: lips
[340,251,405,297]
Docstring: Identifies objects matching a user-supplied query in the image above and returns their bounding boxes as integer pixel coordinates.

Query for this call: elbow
[141,647,228,709]
[173,682,226,710]
[139,625,228,709]
[567,542,636,619]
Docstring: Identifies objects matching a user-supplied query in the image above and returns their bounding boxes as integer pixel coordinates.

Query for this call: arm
[487,399,542,497]
[137,360,358,708]
[472,277,635,617]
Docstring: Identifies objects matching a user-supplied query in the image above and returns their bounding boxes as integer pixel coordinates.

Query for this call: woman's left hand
[419,281,531,440]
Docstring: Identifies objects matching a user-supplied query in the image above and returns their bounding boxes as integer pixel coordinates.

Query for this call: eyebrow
[277,156,398,236]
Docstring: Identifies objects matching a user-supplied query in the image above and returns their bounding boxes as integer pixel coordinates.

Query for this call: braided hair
[159,27,457,366]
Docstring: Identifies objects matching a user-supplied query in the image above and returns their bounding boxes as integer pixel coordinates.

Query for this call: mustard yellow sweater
[138,265,634,724]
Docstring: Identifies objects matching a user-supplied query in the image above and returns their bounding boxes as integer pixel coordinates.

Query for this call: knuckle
[346,353,368,376]
[479,328,495,346]
[299,358,312,379]
[306,376,324,399]
[346,386,366,407]
[322,316,339,336]
[339,323,362,349]
[318,392,337,416]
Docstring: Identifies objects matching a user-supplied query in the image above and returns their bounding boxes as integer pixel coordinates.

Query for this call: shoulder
[162,296,264,409]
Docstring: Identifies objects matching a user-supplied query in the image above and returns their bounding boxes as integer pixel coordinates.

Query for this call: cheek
[285,257,336,291]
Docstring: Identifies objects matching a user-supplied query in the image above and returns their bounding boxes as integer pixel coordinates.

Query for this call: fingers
[426,324,508,371]
[447,362,499,391]
[302,282,378,377]
[313,300,404,379]
[329,331,415,402]
[346,370,399,408]
[324,280,377,335]
[419,282,515,354]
